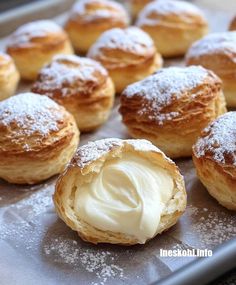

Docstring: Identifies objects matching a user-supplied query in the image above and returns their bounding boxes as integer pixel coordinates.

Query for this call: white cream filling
[74,154,174,243]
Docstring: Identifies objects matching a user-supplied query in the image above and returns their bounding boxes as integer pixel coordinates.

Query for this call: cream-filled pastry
[0,52,19,101]
[87,26,163,93]
[6,20,73,80]
[54,138,186,245]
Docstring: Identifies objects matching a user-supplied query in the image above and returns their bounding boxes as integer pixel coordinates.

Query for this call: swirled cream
[74,153,174,243]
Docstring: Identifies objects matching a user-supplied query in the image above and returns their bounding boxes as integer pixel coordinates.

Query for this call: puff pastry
[65,0,129,54]
[136,0,208,57]
[0,92,79,184]
[193,112,236,211]
[87,26,163,93]
[6,20,73,81]
[119,66,226,158]
[0,52,19,101]
[229,16,236,31]
[127,0,153,19]
[32,55,114,132]
[54,138,186,245]
[186,32,236,107]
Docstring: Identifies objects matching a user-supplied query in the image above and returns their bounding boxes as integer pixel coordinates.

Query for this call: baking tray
[0,1,236,285]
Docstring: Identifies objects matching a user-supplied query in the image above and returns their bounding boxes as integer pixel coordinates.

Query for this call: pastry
[0,52,19,101]
[54,138,186,245]
[127,0,153,19]
[32,55,115,132]
[87,26,163,93]
[193,112,236,211]
[6,20,73,81]
[229,16,236,30]
[0,92,79,184]
[119,66,226,158]
[186,32,236,107]
[136,0,208,57]
[65,0,129,54]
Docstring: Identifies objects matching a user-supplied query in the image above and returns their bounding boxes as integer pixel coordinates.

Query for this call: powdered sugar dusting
[186,32,236,59]
[8,20,63,47]
[194,112,236,165]
[32,55,107,97]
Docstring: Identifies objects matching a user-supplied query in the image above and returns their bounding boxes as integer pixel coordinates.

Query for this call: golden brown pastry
[229,16,236,30]
[127,0,153,19]
[0,92,79,184]
[186,32,236,107]
[54,138,186,245]
[6,20,73,81]
[136,0,208,57]
[65,0,129,54]
[87,26,163,93]
[32,55,114,132]
[193,112,236,211]
[0,52,19,101]
[119,66,227,158]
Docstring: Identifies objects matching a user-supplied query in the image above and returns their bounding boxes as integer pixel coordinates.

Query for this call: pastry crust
[186,32,236,107]
[136,0,208,57]
[0,92,79,184]
[0,52,19,101]
[119,66,227,158]
[54,138,186,245]
[6,20,73,81]
[193,112,236,211]
[65,0,129,53]
[229,16,236,31]
[87,26,163,93]
[127,0,153,19]
[32,55,115,132]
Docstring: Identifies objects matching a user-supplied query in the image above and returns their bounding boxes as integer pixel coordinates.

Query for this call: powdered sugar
[32,55,107,97]
[194,112,236,165]
[8,20,63,47]
[87,27,154,58]
[186,32,236,59]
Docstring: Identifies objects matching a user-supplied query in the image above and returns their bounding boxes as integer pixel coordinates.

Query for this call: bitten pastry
[0,92,79,184]
[193,112,236,211]
[136,0,208,57]
[0,52,19,101]
[120,66,226,158]
[6,20,73,80]
[32,55,114,132]
[65,0,129,53]
[87,26,163,93]
[127,0,153,19]
[229,16,236,30]
[54,138,186,245]
[186,32,236,107]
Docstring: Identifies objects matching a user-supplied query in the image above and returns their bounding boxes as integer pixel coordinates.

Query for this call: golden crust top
[68,0,129,25]
[87,26,156,69]
[32,55,108,99]
[229,16,236,31]
[136,0,207,27]
[120,65,222,126]
[6,20,68,51]
[193,112,236,168]
[186,32,236,78]
[0,92,75,155]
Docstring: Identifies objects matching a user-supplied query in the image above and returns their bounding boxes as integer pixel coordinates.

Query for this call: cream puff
[65,0,129,54]
[0,92,79,184]
[0,52,19,101]
[229,16,236,31]
[127,0,153,19]
[136,0,208,57]
[193,112,236,211]
[32,54,115,132]
[186,32,236,107]
[119,66,226,158]
[54,138,186,245]
[87,26,163,93]
[6,20,73,81]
